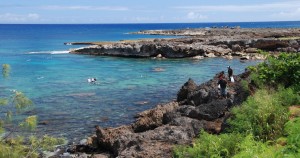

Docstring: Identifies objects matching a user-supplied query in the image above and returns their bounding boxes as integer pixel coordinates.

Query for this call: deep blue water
[0,21,299,142]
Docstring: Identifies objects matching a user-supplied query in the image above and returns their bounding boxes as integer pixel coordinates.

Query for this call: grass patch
[228,88,290,142]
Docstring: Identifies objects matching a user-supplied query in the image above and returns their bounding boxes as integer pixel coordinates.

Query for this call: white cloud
[131,16,156,22]
[28,13,40,19]
[0,13,40,22]
[187,12,207,20]
[173,1,300,12]
[40,5,128,11]
[274,8,300,19]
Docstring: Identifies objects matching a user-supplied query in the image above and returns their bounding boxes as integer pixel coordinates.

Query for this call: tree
[1,64,65,158]
[2,64,10,78]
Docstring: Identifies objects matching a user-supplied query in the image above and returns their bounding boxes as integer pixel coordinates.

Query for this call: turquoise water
[0,22,298,141]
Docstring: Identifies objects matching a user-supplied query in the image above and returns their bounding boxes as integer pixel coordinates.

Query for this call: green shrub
[274,86,300,107]
[173,131,284,158]
[173,130,243,158]
[0,98,8,106]
[228,89,289,142]
[233,134,282,158]
[249,53,300,91]
[240,80,250,95]
[29,135,66,151]
[0,135,65,158]
[13,91,33,110]
[281,118,300,156]
[19,115,37,131]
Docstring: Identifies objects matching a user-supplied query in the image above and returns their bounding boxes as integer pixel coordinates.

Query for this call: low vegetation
[174,52,300,158]
[1,64,65,158]
[249,53,300,90]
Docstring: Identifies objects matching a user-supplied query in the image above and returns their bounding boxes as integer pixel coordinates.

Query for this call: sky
[0,0,299,24]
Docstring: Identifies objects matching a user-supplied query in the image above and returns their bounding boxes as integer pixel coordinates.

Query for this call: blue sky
[0,0,299,24]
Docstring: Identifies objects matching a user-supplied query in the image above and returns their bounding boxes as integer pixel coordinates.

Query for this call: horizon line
[0,20,299,25]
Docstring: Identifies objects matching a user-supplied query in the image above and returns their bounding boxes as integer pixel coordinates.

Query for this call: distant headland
[66,27,300,60]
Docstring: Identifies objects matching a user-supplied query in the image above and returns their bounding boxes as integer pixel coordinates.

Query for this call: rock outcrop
[61,28,300,157]
[67,71,253,158]
[68,28,300,59]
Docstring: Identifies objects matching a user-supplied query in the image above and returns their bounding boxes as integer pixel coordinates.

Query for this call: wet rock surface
[61,71,253,158]
[68,28,300,59]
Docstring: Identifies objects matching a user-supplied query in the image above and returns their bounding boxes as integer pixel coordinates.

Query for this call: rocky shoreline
[53,70,253,158]
[55,28,300,157]
[67,28,300,60]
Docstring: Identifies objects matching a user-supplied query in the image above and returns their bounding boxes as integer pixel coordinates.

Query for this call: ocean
[0,21,299,142]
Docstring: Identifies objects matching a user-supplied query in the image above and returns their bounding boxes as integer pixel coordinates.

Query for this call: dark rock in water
[38,121,49,125]
[152,67,165,72]
[99,117,109,122]
[133,101,149,105]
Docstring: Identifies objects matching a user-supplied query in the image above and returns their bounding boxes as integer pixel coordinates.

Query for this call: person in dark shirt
[228,66,235,82]
[218,78,227,98]
[228,66,233,78]
[218,71,225,80]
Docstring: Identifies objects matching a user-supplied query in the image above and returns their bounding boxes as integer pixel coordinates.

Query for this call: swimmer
[88,78,97,83]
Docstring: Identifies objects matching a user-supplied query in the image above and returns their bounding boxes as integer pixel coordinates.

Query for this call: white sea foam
[27,50,69,54]
[37,76,44,80]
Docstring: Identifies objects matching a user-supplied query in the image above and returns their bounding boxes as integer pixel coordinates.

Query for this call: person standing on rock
[218,71,225,80]
[218,77,227,98]
[227,66,234,82]
[217,71,225,89]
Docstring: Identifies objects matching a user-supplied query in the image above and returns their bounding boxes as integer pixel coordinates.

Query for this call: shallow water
[0,54,259,141]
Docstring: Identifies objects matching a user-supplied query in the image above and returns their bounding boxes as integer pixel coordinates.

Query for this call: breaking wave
[26,50,69,54]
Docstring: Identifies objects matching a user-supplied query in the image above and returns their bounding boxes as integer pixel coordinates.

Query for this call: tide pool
[0,53,258,141]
